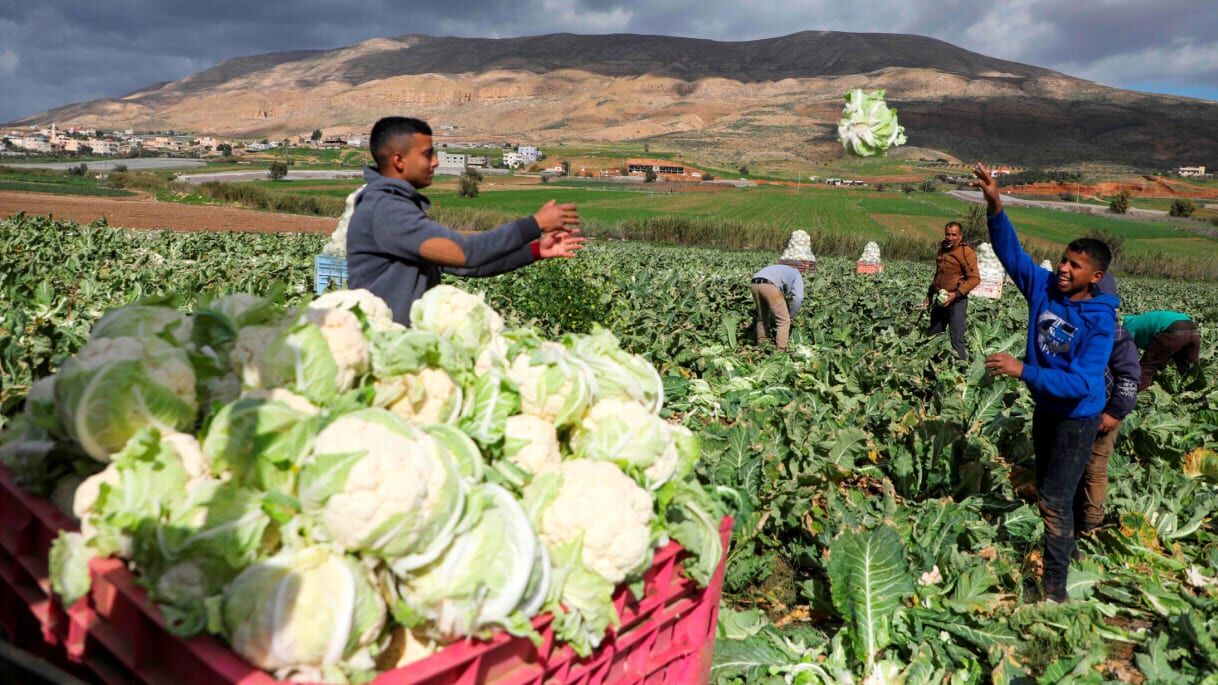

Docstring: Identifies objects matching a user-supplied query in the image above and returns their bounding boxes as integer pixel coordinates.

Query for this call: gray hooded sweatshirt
[347,166,540,325]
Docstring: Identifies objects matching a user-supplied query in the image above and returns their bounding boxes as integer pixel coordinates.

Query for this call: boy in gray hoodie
[347,116,584,325]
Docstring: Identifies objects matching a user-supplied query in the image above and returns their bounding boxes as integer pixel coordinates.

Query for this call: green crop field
[0,168,135,197]
[1,212,1217,684]
[8,162,1218,277]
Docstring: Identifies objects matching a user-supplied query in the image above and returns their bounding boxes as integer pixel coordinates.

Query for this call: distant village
[1,124,1208,182]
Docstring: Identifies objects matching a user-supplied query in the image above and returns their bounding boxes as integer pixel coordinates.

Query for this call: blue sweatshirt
[987,210,1118,418]
[752,264,805,318]
[347,166,539,325]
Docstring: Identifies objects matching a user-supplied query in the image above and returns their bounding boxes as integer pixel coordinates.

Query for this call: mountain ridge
[12,31,1217,167]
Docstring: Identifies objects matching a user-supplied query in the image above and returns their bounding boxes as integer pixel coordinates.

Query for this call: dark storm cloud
[2,0,1216,122]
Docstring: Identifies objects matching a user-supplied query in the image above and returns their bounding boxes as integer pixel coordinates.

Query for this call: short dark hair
[369,116,432,168]
[1066,237,1112,272]
[944,221,963,232]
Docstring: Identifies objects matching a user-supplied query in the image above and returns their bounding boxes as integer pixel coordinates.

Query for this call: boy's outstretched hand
[534,200,581,232]
[539,229,587,259]
[985,352,1023,379]
[972,164,1003,216]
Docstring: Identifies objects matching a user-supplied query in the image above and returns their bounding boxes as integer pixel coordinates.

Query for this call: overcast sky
[2,0,1216,122]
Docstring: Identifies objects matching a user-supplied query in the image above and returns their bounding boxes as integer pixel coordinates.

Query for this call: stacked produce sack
[856,241,883,273]
[321,185,366,258]
[974,242,1006,299]
[0,285,726,683]
[778,230,816,273]
[780,230,816,262]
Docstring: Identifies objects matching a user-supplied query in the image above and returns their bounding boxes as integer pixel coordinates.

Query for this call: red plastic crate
[777,259,816,276]
[0,465,732,685]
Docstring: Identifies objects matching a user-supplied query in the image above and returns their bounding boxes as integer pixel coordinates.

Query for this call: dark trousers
[926,298,968,359]
[1139,320,1201,391]
[1032,409,1101,602]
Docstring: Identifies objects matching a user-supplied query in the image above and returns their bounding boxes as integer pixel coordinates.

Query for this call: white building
[1178,166,1206,177]
[15,137,52,153]
[439,151,467,168]
[89,140,118,155]
[517,145,541,163]
[467,155,488,168]
[503,151,523,169]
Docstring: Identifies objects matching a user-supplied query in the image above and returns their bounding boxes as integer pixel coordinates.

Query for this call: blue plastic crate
[314,254,349,294]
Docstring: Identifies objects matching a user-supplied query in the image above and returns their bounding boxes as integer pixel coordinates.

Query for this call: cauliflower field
[2,213,1218,684]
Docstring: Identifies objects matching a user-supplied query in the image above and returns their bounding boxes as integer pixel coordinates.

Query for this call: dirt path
[0,191,337,234]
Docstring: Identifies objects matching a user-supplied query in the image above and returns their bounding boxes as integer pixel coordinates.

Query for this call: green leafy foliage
[1,213,1217,682]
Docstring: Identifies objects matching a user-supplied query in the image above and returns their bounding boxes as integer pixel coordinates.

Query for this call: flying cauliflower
[837,89,907,157]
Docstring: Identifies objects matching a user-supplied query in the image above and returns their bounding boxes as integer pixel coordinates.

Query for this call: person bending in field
[974,163,1117,604]
[347,116,585,325]
[922,220,980,359]
[1075,273,1140,539]
[1121,309,1202,391]
[750,262,809,352]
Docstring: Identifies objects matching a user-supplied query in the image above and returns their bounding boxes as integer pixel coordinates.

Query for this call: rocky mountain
[14,32,1218,167]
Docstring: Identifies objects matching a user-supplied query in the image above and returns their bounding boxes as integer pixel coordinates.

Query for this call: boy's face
[1056,249,1103,297]
[393,133,439,188]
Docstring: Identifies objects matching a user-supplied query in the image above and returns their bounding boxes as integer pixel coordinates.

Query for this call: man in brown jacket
[923,221,980,359]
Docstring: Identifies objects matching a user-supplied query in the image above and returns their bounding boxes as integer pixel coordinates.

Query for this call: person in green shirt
[1122,310,1201,391]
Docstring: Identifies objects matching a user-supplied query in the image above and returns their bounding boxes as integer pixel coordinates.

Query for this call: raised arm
[444,240,537,277]
[974,164,1042,298]
[373,198,579,269]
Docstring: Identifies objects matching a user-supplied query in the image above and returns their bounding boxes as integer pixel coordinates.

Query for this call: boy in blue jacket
[974,164,1117,603]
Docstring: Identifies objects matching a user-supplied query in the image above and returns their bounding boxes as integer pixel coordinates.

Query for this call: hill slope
[14,31,1218,167]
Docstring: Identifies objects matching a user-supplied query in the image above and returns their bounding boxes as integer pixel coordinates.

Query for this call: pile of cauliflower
[858,241,883,265]
[0,285,725,683]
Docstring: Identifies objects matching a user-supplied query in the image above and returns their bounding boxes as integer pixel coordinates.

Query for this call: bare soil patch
[1010,179,1218,199]
[0,191,336,234]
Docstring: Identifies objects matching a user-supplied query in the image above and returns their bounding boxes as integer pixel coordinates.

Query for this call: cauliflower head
[507,342,594,429]
[301,410,463,561]
[379,367,463,426]
[310,288,398,333]
[54,336,197,462]
[570,399,678,489]
[503,414,562,476]
[230,324,281,389]
[533,460,654,584]
[410,285,504,352]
